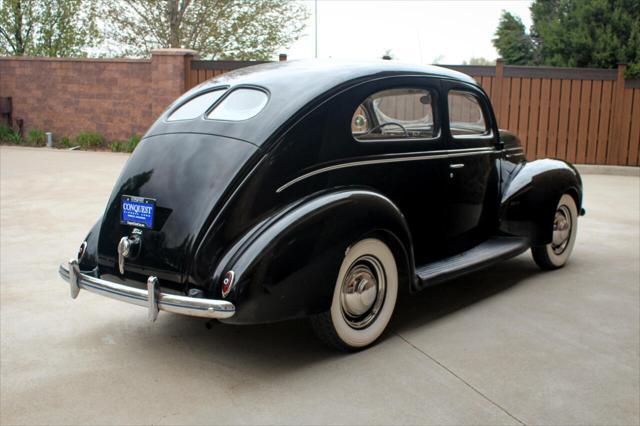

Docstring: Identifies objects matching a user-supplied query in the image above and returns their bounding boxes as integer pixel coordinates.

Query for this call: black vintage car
[59,60,583,351]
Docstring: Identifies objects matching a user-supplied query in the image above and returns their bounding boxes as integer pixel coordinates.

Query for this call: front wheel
[532,193,578,270]
[311,238,398,351]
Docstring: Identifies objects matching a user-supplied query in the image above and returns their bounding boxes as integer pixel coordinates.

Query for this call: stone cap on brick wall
[0,55,149,63]
[151,48,199,58]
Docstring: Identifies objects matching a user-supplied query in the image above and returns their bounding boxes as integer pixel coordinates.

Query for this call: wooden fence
[187,58,639,166]
[445,62,639,166]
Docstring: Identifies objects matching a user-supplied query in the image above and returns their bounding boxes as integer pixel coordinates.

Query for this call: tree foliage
[492,0,640,76]
[492,11,534,65]
[0,0,100,56]
[530,0,640,74]
[102,0,309,60]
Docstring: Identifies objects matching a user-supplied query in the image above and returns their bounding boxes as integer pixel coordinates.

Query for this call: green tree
[530,0,640,74]
[492,11,534,65]
[0,0,100,56]
[0,0,34,55]
[102,0,309,60]
[493,1,640,76]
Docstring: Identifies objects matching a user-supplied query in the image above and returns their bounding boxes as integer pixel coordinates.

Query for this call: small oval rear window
[167,90,226,121]
[208,88,268,121]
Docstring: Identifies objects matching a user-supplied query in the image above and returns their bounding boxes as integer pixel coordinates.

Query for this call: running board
[415,237,530,289]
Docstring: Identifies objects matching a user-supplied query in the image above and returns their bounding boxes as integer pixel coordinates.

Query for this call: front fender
[499,159,583,245]
[215,188,413,324]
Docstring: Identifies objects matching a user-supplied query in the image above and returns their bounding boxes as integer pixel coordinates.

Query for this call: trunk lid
[96,133,258,288]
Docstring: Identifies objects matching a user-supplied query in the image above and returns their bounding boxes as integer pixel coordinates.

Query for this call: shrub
[110,140,124,152]
[27,128,46,146]
[8,132,22,144]
[74,132,104,150]
[126,135,141,152]
[0,124,13,143]
[58,136,72,148]
[110,135,141,153]
[0,125,22,144]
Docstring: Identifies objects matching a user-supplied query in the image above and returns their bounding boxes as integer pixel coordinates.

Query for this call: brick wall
[0,49,197,142]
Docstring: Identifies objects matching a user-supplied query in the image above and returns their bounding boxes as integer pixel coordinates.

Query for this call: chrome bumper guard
[58,259,235,321]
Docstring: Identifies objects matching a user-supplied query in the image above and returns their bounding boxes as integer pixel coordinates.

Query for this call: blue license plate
[121,195,155,229]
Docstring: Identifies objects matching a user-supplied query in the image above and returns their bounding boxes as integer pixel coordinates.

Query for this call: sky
[285,0,533,64]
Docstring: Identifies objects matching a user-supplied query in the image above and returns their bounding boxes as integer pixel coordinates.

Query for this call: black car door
[346,78,450,264]
[442,82,502,255]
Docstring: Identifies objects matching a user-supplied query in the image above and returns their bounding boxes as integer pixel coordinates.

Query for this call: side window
[447,90,489,136]
[352,88,436,141]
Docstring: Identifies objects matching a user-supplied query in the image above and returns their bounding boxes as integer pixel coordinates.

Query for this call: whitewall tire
[532,193,578,270]
[311,238,398,351]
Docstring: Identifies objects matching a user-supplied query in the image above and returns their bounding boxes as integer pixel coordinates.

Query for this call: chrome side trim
[276,147,499,193]
[58,261,235,320]
[504,147,525,159]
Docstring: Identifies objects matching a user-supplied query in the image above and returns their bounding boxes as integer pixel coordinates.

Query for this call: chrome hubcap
[340,255,386,329]
[552,205,572,255]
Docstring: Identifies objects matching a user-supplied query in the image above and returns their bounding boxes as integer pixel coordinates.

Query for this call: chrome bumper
[58,260,235,321]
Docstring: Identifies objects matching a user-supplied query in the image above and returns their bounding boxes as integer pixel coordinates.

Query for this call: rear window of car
[167,90,226,121]
[352,88,437,141]
[208,88,269,121]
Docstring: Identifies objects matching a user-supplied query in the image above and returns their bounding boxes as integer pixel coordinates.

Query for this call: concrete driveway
[1,146,638,425]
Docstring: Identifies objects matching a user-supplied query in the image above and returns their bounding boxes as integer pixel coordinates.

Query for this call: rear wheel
[532,193,578,270]
[311,238,398,351]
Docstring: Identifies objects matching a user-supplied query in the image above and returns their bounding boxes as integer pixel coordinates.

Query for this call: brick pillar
[150,48,199,118]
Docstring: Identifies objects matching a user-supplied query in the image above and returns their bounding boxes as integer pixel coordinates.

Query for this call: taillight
[221,271,235,298]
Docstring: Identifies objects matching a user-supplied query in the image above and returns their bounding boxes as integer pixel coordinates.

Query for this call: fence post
[183,51,199,91]
[493,59,505,124]
[607,63,626,165]
[150,48,199,119]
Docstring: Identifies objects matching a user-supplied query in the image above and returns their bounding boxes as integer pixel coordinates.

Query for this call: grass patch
[26,128,46,146]
[0,124,22,145]
[110,135,141,153]
[74,132,105,150]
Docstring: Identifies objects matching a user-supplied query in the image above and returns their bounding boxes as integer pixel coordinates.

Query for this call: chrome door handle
[450,163,465,169]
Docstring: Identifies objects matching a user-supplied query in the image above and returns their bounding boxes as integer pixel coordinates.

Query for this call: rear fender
[214,188,413,324]
[500,159,583,245]
[78,218,101,271]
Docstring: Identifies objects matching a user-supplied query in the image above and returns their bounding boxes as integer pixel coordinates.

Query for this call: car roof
[148,59,478,146]
[197,59,477,91]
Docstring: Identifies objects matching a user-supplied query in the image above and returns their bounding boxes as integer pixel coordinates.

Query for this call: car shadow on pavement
[99,254,540,373]
[390,254,539,335]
